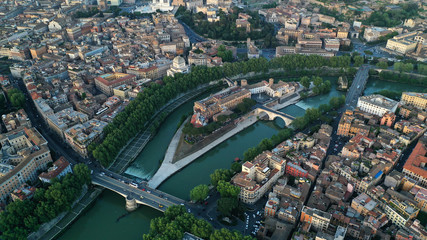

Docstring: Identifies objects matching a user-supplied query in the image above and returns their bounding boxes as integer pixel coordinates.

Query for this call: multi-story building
[357,94,399,117]
[383,199,419,228]
[188,52,207,66]
[127,66,159,80]
[29,44,47,59]
[241,78,298,98]
[401,92,427,110]
[402,140,427,188]
[411,186,427,212]
[300,206,332,232]
[0,127,52,202]
[95,72,137,96]
[10,184,36,202]
[337,110,353,136]
[38,156,72,183]
[386,31,425,54]
[264,197,279,217]
[47,108,89,139]
[351,193,377,216]
[380,112,396,127]
[192,86,251,126]
[286,162,308,178]
[64,119,108,158]
[232,151,286,204]
[1,109,31,132]
[323,38,340,51]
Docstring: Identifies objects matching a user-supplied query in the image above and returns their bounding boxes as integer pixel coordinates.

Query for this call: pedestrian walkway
[148,115,258,188]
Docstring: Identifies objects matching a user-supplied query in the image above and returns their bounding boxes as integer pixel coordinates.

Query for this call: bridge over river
[91,172,186,212]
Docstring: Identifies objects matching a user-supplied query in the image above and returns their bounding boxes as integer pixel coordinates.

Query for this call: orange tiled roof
[403,141,427,178]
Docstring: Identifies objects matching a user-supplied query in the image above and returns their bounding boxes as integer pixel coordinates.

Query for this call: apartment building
[1,109,31,132]
[95,72,137,96]
[0,128,52,202]
[38,156,72,183]
[383,199,419,228]
[351,193,377,216]
[401,92,427,110]
[64,119,108,158]
[357,94,399,117]
[47,108,89,139]
[232,151,286,204]
[402,140,427,188]
[300,206,332,232]
[386,31,425,54]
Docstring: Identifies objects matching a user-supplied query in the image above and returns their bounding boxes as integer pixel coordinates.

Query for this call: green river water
[59,79,424,240]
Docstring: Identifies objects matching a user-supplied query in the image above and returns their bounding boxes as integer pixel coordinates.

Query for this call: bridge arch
[254,108,294,126]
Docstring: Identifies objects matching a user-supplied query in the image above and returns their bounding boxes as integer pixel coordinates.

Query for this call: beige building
[95,72,137,96]
[383,199,419,228]
[0,128,52,202]
[401,92,427,110]
[46,108,89,139]
[232,151,286,204]
[64,119,108,158]
[386,31,426,54]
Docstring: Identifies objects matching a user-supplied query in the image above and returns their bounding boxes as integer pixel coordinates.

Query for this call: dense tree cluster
[176,6,276,45]
[299,76,331,95]
[92,55,353,167]
[417,64,427,75]
[210,169,234,187]
[353,56,364,67]
[243,128,293,161]
[0,164,91,240]
[291,95,346,130]
[376,61,388,69]
[394,62,414,73]
[7,88,25,109]
[216,45,233,62]
[375,90,402,100]
[370,70,427,87]
[190,184,209,202]
[74,7,100,18]
[362,4,418,27]
[143,206,253,240]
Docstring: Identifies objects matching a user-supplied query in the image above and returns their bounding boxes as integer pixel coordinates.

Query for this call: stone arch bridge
[254,106,295,126]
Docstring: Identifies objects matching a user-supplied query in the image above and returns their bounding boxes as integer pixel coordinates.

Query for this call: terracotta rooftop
[403,141,427,178]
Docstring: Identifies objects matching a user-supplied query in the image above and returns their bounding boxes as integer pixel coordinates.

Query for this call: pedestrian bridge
[254,106,295,126]
[92,174,185,212]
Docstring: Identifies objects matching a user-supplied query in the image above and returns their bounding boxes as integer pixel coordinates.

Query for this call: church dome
[173,56,186,67]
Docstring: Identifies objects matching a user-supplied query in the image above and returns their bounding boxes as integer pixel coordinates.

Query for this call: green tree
[376,61,388,69]
[73,164,91,185]
[353,55,364,67]
[300,76,310,88]
[7,88,25,108]
[217,197,238,216]
[217,180,240,199]
[210,169,233,187]
[190,184,209,202]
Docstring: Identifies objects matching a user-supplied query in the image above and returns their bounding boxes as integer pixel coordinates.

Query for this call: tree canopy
[7,88,25,108]
[190,184,209,203]
[143,206,253,240]
[0,164,91,240]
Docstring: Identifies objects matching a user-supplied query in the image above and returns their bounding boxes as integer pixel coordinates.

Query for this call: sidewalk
[148,115,258,188]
